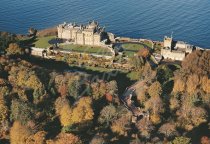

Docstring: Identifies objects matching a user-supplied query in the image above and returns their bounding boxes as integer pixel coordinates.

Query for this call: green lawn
[60,44,113,56]
[123,51,136,57]
[122,43,145,51]
[121,43,145,57]
[34,36,55,48]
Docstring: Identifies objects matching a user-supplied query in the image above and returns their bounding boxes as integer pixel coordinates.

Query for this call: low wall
[31,47,44,57]
[59,50,113,60]
[31,47,114,60]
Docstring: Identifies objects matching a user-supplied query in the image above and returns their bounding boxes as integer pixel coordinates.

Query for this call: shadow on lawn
[25,56,135,95]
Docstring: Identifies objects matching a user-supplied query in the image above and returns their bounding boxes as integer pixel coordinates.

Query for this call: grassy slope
[121,43,145,57]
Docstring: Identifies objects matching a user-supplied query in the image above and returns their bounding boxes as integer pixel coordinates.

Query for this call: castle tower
[164,36,173,49]
[57,26,63,39]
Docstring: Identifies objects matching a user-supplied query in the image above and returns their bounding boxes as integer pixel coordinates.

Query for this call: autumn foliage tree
[0,98,8,125]
[171,136,191,144]
[173,50,210,95]
[8,65,46,104]
[138,48,150,58]
[106,81,118,97]
[54,74,81,99]
[145,81,164,124]
[158,122,178,138]
[46,132,82,144]
[111,110,131,136]
[201,136,210,144]
[148,81,162,98]
[142,62,156,80]
[6,43,23,56]
[58,84,68,97]
[169,96,180,111]
[0,97,9,139]
[57,96,94,130]
[201,76,210,93]
[71,97,94,124]
[182,50,210,76]
[10,121,32,144]
[172,50,209,132]
[26,131,47,144]
[186,74,199,94]
[176,97,207,131]
[67,78,81,99]
[59,103,72,127]
[0,32,18,52]
[91,81,106,100]
[90,134,105,144]
[54,97,69,115]
[10,99,35,125]
[135,118,154,138]
[173,77,186,93]
[98,104,117,127]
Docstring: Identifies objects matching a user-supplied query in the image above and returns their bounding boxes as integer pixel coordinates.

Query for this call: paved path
[120,81,146,117]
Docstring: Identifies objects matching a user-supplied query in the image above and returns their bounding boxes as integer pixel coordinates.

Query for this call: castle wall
[161,49,185,61]
[186,47,193,53]
[62,29,72,39]
[57,21,105,46]
[57,27,63,38]
[76,33,84,45]
[175,43,186,49]
[72,29,78,40]
[31,47,44,57]
[93,34,101,46]
[83,31,94,45]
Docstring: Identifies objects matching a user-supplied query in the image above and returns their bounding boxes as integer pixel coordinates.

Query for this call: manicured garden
[60,44,113,56]
[33,36,55,48]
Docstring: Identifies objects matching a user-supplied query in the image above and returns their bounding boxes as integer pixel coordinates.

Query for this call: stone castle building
[161,36,194,61]
[57,21,115,46]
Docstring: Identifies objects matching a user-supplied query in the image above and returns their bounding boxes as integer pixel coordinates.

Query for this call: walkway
[120,80,148,118]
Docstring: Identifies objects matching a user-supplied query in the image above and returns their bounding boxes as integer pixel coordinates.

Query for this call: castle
[57,21,114,46]
[161,36,194,61]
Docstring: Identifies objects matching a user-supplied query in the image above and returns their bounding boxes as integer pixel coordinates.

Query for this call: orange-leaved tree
[46,132,82,144]
[10,121,32,144]
[71,97,94,124]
